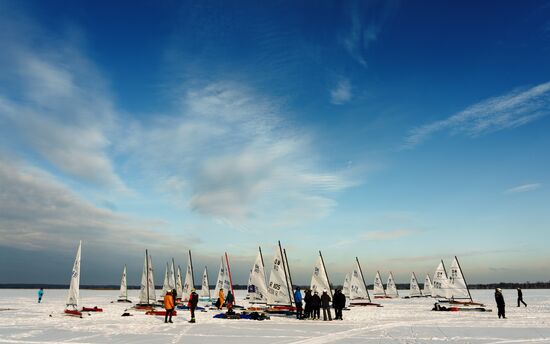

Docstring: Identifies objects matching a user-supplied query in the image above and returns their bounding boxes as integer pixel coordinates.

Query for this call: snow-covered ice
[0,289,549,343]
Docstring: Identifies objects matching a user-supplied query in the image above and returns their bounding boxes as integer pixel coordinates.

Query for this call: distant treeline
[2,282,550,290]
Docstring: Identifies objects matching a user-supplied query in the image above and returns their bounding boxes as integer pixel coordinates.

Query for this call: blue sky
[0,0,549,286]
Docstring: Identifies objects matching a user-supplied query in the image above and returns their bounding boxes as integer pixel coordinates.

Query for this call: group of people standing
[293,287,346,321]
[163,288,199,324]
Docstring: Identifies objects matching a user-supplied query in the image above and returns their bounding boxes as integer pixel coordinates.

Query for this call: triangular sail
[169,259,176,290]
[247,249,268,303]
[423,274,433,296]
[432,260,450,298]
[386,272,399,297]
[266,245,293,305]
[147,253,156,303]
[213,256,230,298]
[66,241,81,308]
[350,259,371,302]
[409,272,422,297]
[176,266,183,299]
[448,256,472,301]
[139,251,149,304]
[182,251,195,301]
[342,273,351,298]
[119,265,128,300]
[310,252,331,296]
[200,266,210,298]
[373,271,386,296]
[162,263,171,296]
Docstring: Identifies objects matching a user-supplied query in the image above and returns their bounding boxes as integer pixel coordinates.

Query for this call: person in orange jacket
[164,290,175,323]
[218,289,225,310]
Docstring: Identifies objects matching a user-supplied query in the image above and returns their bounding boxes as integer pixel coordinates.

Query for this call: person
[164,290,175,323]
[311,291,321,320]
[321,289,332,321]
[188,288,199,323]
[294,287,303,319]
[303,289,312,319]
[333,289,346,320]
[517,288,527,307]
[218,289,225,310]
[495,288,506,319]
[172,289,177,305]
[37,288,44,303]
[226,290,234,313]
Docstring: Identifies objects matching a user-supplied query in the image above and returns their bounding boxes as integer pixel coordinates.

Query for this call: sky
[0,0,549,286]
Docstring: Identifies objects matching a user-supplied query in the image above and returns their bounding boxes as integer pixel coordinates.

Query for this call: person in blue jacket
[38,288,44,303]
[294,286,303,319]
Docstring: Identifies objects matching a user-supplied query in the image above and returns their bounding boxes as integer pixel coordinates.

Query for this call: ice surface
[0,289,549,343]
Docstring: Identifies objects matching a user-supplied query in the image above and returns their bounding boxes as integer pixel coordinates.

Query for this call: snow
[0,289,549,343]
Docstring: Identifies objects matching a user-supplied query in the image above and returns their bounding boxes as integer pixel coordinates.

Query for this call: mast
[225,252,235,299]
[205,265,211,299]
[455,256,473,301]
[278,241,293,306]
[356,257,371,302]
[124,264,127,299]
[319,251,333,298]
[189,250,195,288]
[377,270,387,296]
[283,248,295,304]
[259,246,265,268]
[146,249,150,305]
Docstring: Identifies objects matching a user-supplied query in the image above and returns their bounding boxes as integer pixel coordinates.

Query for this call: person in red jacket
[164,290,175,323]
[188,288,199,323]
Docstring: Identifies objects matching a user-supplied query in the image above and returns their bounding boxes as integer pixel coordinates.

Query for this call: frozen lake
[0,289,549,343]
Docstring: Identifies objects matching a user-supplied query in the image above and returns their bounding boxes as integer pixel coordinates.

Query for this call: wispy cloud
[330,78,352,105]
[0,15,125,190]
[403,81,550,149]
[360,229,417,241]
[122,81,357,228]
[504,183,542,194]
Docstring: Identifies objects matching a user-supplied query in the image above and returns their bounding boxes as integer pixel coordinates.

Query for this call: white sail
[423,274,433,296]
[169,259,176,290]
[119,265,128,300]
[448,256,472,300]
[161,263,171,296]
[182,253,194,301]
[200,267,210,298]
[373,271,386,296]
[139,252,149,304]
[409,272,422,297]
[386,272,399,297]
[176,266,183,299]
[266,245,293,305]
[432,260,450,298]
[66,241,81,308]
[342,273,351,298]
[213,256,230,298]
[247,250,268,303]
[147,253,156,303]
[350,259,371,302]
[310,253,331,296]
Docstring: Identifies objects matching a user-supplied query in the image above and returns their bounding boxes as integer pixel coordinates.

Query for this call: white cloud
[122,81,356,228]
[360,229,416,241]
[0,157,187,254]
[504,183,542,194]
[404,81,550,149]
[0,16,124,190]
[330,79,352,105]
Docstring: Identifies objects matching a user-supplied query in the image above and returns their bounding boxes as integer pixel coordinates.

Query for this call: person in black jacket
[333,289,346,320]
[303,289,312,319]
[311,291,321,320]
[321,289,332,321]
[188,288,199,323]
[517,288,527,307]
[495,288,506,319]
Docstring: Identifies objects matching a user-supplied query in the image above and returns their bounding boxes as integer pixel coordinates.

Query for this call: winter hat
[191,288,196,292]
[323,289,327,293]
